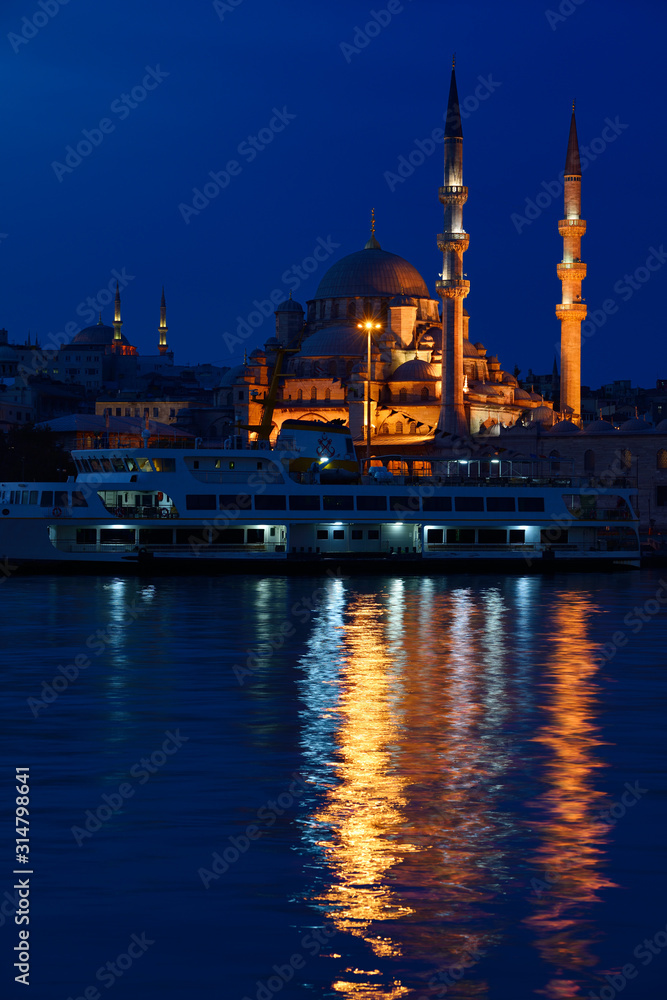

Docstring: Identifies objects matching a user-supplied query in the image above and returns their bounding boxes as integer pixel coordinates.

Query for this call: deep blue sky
[1,0,664,387]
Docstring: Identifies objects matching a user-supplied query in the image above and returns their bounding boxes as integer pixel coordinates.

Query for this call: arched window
[331,300,339,319]
[399,388,407,404]
[311,386,317,401]
[621,448,632,471]
[325,388,331,401]
[380,422,389,435]
[409,421,417,434]
[657,449,667,470]
[328,359,337,376]
[584,449,595,473]
[395,421,403,434]
[421,386,430,401]
[347,300,356,319]
[297,389,303,402]
[363,298,372,318]
[549,449,560,473]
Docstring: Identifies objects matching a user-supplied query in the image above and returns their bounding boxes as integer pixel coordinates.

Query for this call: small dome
[297,325,367,357]
[218,364,247,387]
[549,419,581,434]
[264,336,279,347]
[0,345,17,362]
[532,405,555,425]
[513,388,531,400]
[619,417,653,433]
[275,297,303,313]
[584,419,618,434]
[529,391,543,401]
[501,373,518,386]
[463,339,480,358]
[389,359,438,381]
[654,419,667,433]
[389,293,418,308]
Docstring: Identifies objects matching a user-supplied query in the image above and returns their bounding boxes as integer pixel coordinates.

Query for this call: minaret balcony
[557,262,587,280]
[439,185,468,205]
[437,232,470,253]
[555,303,587,318]
[436,279,470,299]
[558,218,586,236]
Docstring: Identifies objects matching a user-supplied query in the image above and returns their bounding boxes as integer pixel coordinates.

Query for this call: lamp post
[358,319,382,473]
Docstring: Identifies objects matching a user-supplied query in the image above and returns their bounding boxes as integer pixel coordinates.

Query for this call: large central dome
[314,247,430,300]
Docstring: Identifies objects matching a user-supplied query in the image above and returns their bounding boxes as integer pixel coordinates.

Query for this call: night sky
[1,0,665,387]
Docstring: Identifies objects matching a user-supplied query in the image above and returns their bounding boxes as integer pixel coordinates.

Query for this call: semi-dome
[585,419,618,434]
[389,359,438,381]
[297,325,367,357]
[71,323,131,347]
[463,339,480,358]
[314,248,430,299]
[619,417,653,433]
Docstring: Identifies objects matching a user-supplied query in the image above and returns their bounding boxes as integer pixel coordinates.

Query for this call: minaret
[113,282,123,345]
[436,57,470,438]
[556,102,586,421]
[158,286,169,355]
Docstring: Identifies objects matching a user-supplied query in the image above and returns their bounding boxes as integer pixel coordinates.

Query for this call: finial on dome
[288,290,292,299]
[97,312,103,325]
[573,97,576,112]
[452,52,456,69]
[364,207,381,249]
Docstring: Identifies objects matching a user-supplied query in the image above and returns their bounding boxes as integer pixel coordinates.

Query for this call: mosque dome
[619,417,653,433]
[389,359,438,381]
[275,296,303,313]
[71,323,131,347]
[313,247,430,299]
[0,344,17,362]
[529,391,543,401]
[584,419,618,434]
[218,364,247,386]
[513,388,531,401]
[531,405,556,425]
[548,420,581,434]
[297,325,368,357]
[463,339,480,358]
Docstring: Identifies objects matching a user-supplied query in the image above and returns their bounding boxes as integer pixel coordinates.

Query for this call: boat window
[390,495,419,513]
[219,494,252,510]
[486,497,515,512]
[76,529,96,545]
[126,458,139,472]
[323,496,354,510]
[90,458,102,472]
[541,528,568,544]
[55,491,69,508]
[356,496,387,511]
[111,456,126,472]
[256,495,287,510]
[454,497,484,511]
[246,529,264,543]
[509,529,525,543]
[139,529,173,544]
[29,491,39,505]
[351,529,362,539]
[101,458,113,472]
[186,495,217,510]
[137,458,153,472]
[81,459,92,473]
[40,491,54,507]
[478,529,507,544]
[447,528,476,543]
[289,496,320,510]
[518,497,545,512]
[72,491,88,507]
[332,529,345,539]
[21,491,29,505]
[427,528,444,543]
[422,497,453,511]
[100,529,136,544]
[368,530,380,540]
[152,458,176,472]
[219,528,244,544]
[317,529,328,539]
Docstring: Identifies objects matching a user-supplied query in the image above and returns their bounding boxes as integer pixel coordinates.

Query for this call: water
[1,570,666,998]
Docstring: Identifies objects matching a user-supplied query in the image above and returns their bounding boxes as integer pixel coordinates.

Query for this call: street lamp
[358,320,382,472]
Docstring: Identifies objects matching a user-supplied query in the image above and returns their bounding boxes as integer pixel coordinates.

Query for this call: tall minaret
[113,282,123,345]
[158,286,169,355]
[556,102,586,421]
[436,57,470,438]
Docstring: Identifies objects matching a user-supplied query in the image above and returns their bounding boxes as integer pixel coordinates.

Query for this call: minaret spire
[436,62,469,438]
[158,285,169,355]
[556,103,586,421]
[113,281,123,346]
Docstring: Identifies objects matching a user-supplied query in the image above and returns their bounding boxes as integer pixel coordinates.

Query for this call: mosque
[222,63,560,450]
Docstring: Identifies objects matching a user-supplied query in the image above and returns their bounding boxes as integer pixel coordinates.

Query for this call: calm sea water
[1,570,666,999]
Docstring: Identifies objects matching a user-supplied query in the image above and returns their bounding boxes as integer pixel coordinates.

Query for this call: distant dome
[619,417,653,433]
[389,359,438,381]
[463,339,480,358]
[0,345,17,362]
[71,323,131,347]
[514,388,531,401]
[314,248,430,299]
[218,364,247,387]
[297,325,367,357]
[529,391,543,401]
[501,373,518,386]
[654,419,667,433]
[585,419,618,434]
[532,405,555,425]
[275,297,303,313]
[549,420,581,434]
[264,336,279,347]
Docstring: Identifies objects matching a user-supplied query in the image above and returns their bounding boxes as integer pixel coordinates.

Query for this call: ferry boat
[0,421,640,572]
